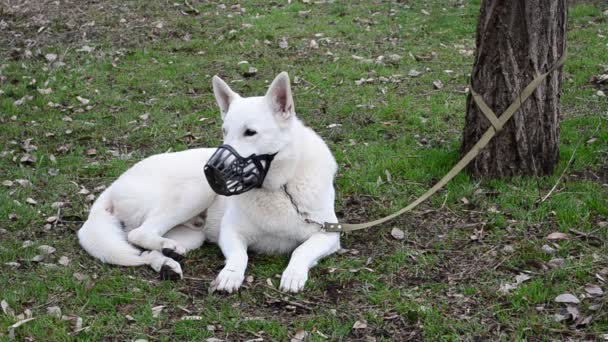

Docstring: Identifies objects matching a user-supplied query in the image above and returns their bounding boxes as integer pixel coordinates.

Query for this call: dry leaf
[38,245,56,254]
[45,53,57,62]
[151,305,164,318]
[76,96,90,105]
[58,256,70,266]
[51,202,64,209]
[1,299,15,317]
[26,198,37,205]
[73,272,88,281]
[279,37,289,49]
[15,179,31,187]
[20,154,36,164]
[353,320,367,329]
[546,232,569,241]
[542,244,556,255]
[432,80,444,89]
[566,305,579,321]
[292,329,308,342]
[585,284,603,297]
[77,45,95,53]
[2,180,13,187]
[8,317,36,340]
[547,258,565,269]
[31,255,44,262]
[555,293,580,304]
[390,227,405,240]
[515,274,531,284]
[47,306,61,318]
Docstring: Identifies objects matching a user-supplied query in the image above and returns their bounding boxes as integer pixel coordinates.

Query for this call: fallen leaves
[584,284,603,297]
[46,306,61,318]
[19,154,36,165]
[291,329,308,342]
[76,45,95,53]
[499,273,531,294]
[44,53,57,63]
[37,245,56,254]
[151,305,164,318]
[1,300,14,317]
[237,61,257,77]
[58,256,70,266]
[546,232,570,241]
[547,258,565,269]
[352,320,367,329]
[76,96,90,105]
[555,293,580,304]
[408,69,422,77]
[390,227,405,240]
[278,37,289,49]
[8,317,36,340]
[432,80,444,89]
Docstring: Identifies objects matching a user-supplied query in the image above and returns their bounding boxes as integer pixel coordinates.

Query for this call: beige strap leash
[322,53,567,233]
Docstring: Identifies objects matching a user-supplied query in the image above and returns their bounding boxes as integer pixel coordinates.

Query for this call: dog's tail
[78,189,147,266]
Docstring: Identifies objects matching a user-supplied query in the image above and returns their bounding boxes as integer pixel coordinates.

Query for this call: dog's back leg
[127,207,206,260]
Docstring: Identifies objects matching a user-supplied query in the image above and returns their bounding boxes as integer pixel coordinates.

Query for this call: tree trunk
[461,0,567,177]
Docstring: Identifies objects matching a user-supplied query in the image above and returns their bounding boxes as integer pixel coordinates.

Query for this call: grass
[1,0,607,340]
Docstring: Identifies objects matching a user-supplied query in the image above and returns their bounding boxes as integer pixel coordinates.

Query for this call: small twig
[538,120,602,204]
[440,190,449,209]
[262,290,314,311]
[537,144,579,204]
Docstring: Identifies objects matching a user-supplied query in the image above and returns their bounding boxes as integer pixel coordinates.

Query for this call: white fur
[78,72,340,293]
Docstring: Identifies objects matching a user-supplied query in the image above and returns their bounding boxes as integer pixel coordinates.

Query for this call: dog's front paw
[280,268,308,293]
[209,268,244,294]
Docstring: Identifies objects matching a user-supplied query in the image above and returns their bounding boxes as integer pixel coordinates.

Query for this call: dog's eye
[244,129,257,137]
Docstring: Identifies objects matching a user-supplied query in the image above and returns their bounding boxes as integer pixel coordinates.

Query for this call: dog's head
[211,72,295,159]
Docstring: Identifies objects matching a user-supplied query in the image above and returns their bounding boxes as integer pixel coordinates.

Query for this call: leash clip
[321,222,343,233]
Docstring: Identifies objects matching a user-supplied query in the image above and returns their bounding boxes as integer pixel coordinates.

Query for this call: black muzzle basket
[204,144,276,196]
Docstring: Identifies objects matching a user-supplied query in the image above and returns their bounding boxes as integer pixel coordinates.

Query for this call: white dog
[78,72,341,293]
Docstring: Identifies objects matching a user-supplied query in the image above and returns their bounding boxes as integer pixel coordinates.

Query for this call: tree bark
[461,0,567,178]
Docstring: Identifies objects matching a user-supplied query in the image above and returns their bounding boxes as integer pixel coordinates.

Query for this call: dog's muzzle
[204,144,277,196]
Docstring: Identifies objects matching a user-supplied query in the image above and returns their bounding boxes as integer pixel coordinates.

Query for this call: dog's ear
[212,76,239,119]
[265,72,295,120]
